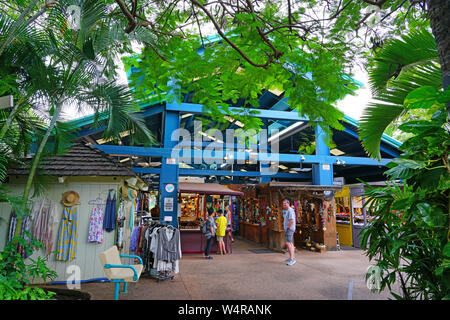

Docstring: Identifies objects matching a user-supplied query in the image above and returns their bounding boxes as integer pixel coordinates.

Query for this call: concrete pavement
[43,237,399,300]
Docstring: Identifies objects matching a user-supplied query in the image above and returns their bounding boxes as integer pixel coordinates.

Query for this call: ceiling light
[331,148,345,156]
[181,113,193,119]
[291,168,312,172]
[268,121,304,142]
[224,116,244,128]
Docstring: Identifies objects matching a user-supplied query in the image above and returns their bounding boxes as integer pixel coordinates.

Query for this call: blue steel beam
[159,108,180,227]
[132,167,310,179]
[94,144,392,166]
[166,102,310,122]
[93,144,171,157]
[312,125,333,186]
[141,104,165,118]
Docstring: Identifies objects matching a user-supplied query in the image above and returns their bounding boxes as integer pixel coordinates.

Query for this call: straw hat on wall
[121,185,138,201]
[128,188,138,201]
[62,191,80,207]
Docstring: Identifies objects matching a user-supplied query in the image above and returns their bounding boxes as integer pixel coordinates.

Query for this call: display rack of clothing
[139,221,181,281]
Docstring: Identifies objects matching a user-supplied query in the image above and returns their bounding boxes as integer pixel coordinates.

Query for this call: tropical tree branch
[191,0,274,69]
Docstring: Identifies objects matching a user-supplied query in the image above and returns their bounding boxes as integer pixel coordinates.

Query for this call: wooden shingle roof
[8,143,137,177]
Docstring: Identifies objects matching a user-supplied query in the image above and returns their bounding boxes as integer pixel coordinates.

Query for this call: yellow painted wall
[335,186,353,246]
[336,223,353,246]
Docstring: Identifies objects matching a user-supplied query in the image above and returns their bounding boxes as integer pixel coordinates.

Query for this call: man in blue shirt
[282,199,296,266]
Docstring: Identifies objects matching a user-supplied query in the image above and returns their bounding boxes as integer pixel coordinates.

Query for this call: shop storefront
[335,184,375,248]
[177,182,243,254]
[335,186,352,247]
[235,182,342,252]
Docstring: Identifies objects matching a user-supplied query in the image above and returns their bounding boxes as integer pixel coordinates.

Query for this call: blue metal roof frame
[62,33,403,186]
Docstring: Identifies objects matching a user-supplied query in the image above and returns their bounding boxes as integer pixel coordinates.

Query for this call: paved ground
[43,237,399,300]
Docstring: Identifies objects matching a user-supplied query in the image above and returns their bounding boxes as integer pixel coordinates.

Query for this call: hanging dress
[44,203,58,256]
[8,210,17,243]
[116,201,125,250]
[55,206,78,261]
[18,215,32,258]
[88,205,104,243]
[103,190,116,232]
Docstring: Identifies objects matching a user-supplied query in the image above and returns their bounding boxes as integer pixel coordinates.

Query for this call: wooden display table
[243,222,260,243]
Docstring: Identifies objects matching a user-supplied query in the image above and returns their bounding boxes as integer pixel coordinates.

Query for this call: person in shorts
[204,208,216,260]
[215,209,227,255]
[282,199,296,266]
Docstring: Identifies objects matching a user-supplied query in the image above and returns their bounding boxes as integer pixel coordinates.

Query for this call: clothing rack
[152,270,174,282]
[138,222,179,282]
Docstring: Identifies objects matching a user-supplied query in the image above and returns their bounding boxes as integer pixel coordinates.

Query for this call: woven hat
[137,181,148,191]
[128,188,138,201]
[125,177,138,188]
[62,190,80,207]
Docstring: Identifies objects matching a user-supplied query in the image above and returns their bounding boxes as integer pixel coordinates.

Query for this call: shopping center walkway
[46,238,398,300]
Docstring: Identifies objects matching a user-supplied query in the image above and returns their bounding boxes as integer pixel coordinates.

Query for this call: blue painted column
[312,125,334,185]
[159,108,180,227]
[260,162,271,183]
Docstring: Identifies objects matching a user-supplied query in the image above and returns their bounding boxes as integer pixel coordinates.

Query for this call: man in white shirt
[282,199,296,266]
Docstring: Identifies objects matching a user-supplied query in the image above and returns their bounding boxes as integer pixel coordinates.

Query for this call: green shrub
[0,232,57,300]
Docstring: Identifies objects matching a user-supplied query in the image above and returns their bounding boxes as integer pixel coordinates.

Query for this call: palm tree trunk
[12,104,62,239]
[427,0,450,278]
[427,0,450,91]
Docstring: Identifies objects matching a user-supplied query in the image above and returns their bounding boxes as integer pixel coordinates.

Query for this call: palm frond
[78,81,156,146]
[368,29,439,95]
[359,29,442,160]
[0,143,8,183]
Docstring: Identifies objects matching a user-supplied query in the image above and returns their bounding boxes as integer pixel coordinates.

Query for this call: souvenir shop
[235,182,343,252]
[177,182,243,254]
[0,142,151,282]
[113,177,182,281]
[334,183,376,248]
[1,142,183,282]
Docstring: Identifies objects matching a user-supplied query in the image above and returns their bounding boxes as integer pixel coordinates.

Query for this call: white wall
[0,176,125,283]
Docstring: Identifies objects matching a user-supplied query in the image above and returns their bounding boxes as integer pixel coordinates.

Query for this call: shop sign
[322,164,330,171]
[166,158,177,164]
[164,197,174,211]
[165,183,175,193]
